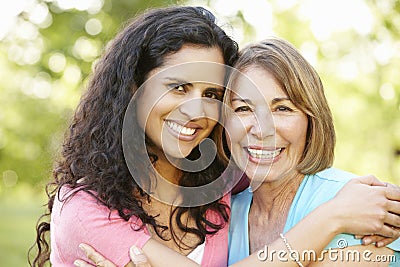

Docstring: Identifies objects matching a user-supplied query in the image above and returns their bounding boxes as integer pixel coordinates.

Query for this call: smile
[246,147,282,159]
[165,120,196,136]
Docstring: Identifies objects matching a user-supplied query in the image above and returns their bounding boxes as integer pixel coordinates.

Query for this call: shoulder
[52,186,112,225]
[302,168,359,194]
[55,186,146,230]
[301,168,360,199]
[290,168,359,214]
[51,186,151,266]
[311,167,359,184]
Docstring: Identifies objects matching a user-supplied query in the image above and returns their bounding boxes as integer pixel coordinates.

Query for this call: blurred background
[0,0,399,265]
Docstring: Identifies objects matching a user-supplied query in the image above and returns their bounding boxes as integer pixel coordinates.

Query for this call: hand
[329,175,400,239]
[355,233,400,248]
[355,181,400,247]
[73,243,152,267]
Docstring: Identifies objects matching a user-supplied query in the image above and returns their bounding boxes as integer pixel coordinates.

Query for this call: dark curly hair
[29,6,238,266]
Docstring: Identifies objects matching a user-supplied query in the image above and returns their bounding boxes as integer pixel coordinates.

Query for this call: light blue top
[228,168,400,266]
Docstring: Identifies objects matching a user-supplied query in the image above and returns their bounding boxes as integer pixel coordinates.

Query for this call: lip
[164,119,202,141]
[244,146,283,164]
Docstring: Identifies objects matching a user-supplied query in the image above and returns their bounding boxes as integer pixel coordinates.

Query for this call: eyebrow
[164,77,193,87]
[164,77,225,91]
[231,96,291,106]
[271,97,291,105]
[231,97,254,105]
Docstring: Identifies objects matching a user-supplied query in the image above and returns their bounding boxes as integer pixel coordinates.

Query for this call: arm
[230,175,400,266]
[79,201,393,267]
[74,243,150,267]
[78,176,400,266]
[76,239,200,267]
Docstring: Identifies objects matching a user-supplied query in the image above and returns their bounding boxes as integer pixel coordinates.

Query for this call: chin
[166,151,189,159]
[243,164,271,178]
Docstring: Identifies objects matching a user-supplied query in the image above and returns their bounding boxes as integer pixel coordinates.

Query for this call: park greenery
[0,0,399,266]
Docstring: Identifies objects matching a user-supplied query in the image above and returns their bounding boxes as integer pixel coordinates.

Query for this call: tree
[0,0,178,188]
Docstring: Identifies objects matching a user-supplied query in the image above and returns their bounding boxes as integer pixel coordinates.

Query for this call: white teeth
[247,148,282,159]
[166,121,196,136]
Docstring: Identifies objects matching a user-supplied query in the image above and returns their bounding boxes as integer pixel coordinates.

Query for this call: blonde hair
[218,37,335,174]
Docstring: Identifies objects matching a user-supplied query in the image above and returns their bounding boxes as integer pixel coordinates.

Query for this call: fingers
[372,224,400,239]
[130,245,152,267]
[375,236,400,247]
[362,233,400,247]
[362,235,384,246]
[383,184,400,201]
[78,243,116,267]
[387,199,400,215]
[384,211,400,228]
[354,175,385,186]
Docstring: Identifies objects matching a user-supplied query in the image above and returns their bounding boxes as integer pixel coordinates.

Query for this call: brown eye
[173,84,185,92]
[167,83,186,93]
[234,106,252,113]
[203,91,217,99]
[203,88,223,100]
[275,105,292,112]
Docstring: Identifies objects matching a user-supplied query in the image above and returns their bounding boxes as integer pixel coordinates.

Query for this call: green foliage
[0,1,177,265]
[0,0,178,188]
[0,0,399,265]
[2,0,397,190]
[0,184,47,266]
[208,0,400,183]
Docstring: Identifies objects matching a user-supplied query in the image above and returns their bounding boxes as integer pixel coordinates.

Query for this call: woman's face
[136,45,226,159]
[225,67,308,183]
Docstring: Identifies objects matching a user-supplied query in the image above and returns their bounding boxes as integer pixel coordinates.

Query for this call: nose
[249,109,275,139]
[179,97,206,119]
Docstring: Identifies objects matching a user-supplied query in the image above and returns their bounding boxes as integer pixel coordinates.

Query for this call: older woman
[226,37,400,266]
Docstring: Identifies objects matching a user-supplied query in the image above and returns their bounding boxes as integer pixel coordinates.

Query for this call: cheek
[277,116,308,148]
[224,115,247,146]
[297,120,308,151]
[204,102,221,122]
[294,115,308,145]
[136,89,160,129]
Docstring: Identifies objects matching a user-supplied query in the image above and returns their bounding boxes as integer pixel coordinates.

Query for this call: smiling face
[225,66,308,183]
[136,45,226,160]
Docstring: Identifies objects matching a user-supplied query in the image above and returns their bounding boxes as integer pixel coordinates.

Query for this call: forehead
[163,45,225,65]
[229,67,286,103]
[154,45,226,86]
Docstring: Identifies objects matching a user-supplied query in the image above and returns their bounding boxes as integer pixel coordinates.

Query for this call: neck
[154,156,182,185]
[248,170,305,252]
[147,146,182,185]
[251,170,305,216]
[142,146,184,204]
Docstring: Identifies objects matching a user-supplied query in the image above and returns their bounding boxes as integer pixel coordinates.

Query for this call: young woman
[30,6,238,267]
[30,6,400,267]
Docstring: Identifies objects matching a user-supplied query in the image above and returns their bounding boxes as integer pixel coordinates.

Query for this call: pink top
[201,193,230,267]
[50,186,230,267]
